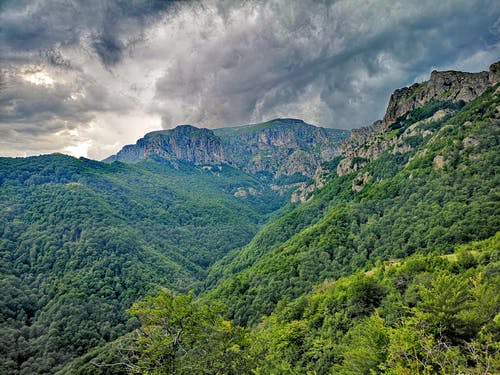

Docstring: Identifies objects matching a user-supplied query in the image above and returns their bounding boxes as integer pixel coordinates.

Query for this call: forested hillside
[205,83,500,326]
[115,80,499,374]
[69,234,498,374]
[0,155,286,374]
[1,64,498,375]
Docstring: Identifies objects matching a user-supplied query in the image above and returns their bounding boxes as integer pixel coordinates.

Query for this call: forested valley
[1,65,499,374]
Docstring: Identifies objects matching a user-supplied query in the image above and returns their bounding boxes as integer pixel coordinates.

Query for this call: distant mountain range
[104,118,349,179]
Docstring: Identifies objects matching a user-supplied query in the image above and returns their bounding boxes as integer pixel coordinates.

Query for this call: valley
[0,62,499,374]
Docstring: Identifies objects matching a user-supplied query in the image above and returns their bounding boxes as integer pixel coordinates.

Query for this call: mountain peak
[383,62,498,125]
[104,125,224,165]
[105,119,349,179]
[267,118,306,125]
[336,60,499,177]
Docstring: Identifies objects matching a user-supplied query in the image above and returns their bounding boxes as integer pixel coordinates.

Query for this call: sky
[1,0,499,160]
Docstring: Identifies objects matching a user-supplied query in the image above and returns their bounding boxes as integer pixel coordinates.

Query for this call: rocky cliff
[104,125,226,165]
[383,69,490,124]
[104,118,349,180]
[336,61,500,177]
[215,118,348,177]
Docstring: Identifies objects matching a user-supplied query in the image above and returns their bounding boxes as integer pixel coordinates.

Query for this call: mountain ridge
[104,118,349,179]
[202,62,500,327]
[1,60,498,374]
[336,61,500,176]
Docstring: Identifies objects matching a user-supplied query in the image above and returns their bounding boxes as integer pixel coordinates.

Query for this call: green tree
[338,313,389,374]
[417,273,473,341]
[128,289,250,374]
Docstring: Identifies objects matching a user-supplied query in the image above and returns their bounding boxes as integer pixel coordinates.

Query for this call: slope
[105,118,349,181]
[0,155,285,374]
[205,81,500,326]
[248,233,499,374]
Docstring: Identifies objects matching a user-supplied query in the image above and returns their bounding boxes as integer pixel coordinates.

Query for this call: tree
[417,273,472,341]
[127,289,250,374]
[338,313,389,375]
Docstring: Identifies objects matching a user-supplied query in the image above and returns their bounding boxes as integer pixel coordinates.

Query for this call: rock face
[336,61,500,177]
[490,61,500,85]
[104,125,226,165]
[104,118,349,179]
[215,118,348,177]
[383,70,490,124]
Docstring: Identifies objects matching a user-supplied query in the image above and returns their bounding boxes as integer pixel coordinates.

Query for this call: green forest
[0,156,287,374]
[1,80,499,374]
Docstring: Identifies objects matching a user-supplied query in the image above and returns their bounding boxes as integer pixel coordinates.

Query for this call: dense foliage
[0,156,285,374]
[248,234,499,374]
[110,234,499,374]
[206,85,500,325]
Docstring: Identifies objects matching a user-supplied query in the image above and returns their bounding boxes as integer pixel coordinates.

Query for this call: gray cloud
[0,0,499,159]
[154,0,500,129]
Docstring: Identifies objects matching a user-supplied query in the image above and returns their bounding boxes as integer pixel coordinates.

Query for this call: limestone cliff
[336,61,500,177]
[215,118,348,177]
[104,118,349,180]
[104,125,226,165]
[383,68,491,124]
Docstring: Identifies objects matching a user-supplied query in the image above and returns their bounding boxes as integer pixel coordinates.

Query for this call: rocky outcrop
[351,171,372,192]
[336,61,500,177]
[489,61,500,85]
[290,164,327,203]
[383,61,499,125]
[383,70,489,124]
[104,118,349,180]
[215,118,348,177]
[104,125,226,165]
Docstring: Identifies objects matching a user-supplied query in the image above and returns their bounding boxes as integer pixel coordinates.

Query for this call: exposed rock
[382,61,500,128]
[352,172,372,192]
[104,125,225,165]
[489,61,500,85]
[291,183,315,203]
[462,137,480,148]
[336,156,369,176]
[335,61,499,177]
[234,187,259,198]
[216,118,348,178]
[290,165,327,203]
[391,143,413,155]
[433,155,446,169]
[383,70,489,124]
[104,118,349,181]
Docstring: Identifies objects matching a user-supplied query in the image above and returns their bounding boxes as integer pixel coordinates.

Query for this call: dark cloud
[0,0,178,66]
[151,0,499,130]
[0,0,498,159]
[93,34,124,66]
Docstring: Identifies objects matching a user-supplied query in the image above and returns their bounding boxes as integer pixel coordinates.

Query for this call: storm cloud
[1,0,499,159]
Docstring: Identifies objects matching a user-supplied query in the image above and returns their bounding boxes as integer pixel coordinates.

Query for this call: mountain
[104,118,349,179]
[1,61,499,375]
[204,62,500,326]
[337,61,500,176]
[103,125,226,165]
[92,61,498,375]
[0,117,346,374]
[214,118,348,178]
